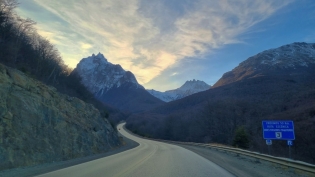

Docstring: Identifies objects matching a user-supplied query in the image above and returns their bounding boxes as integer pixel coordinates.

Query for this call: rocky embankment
[0,64,120,170]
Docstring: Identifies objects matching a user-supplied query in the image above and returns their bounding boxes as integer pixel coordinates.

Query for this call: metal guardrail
[157,140,315,175]
[122,125,315,175]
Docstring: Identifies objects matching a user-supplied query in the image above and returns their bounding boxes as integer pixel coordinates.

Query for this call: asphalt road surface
[37,123,234,177]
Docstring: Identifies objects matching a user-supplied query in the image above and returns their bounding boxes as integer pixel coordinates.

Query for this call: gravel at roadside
[175,144,311,177]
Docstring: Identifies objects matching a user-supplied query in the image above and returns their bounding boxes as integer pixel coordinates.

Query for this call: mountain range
[70,42,315,163]
[72,53,211,112]
[147,80,211,102]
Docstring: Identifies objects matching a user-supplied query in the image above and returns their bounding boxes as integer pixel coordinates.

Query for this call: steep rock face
[74,53,143,95]
[147,80,211,102]
[72,53,164,112]
[0,64,120,170]
[213,42,315,88]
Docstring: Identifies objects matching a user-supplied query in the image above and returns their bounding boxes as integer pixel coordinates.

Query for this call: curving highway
[37,123,234,177]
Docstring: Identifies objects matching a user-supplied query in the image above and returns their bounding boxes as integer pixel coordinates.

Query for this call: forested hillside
[0,0,120,119]
[0,0,124,170]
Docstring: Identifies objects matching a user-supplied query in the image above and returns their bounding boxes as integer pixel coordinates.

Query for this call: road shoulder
[175,144,306,177]
[0,132,139,177]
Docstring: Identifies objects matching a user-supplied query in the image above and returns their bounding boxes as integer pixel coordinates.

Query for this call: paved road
[37,123,234,177]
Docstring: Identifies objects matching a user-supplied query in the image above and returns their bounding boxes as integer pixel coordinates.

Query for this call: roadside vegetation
[0,0,113,118]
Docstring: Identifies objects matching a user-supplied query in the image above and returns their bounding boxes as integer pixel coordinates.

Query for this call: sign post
[262,120,295,158]
[266,140,272,145]
[287,140,293,159]
[266,140,272,155]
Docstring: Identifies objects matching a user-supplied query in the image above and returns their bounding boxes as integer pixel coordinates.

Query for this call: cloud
[80,43,93,50]
[24,0,291,84]
[171,72,178,76]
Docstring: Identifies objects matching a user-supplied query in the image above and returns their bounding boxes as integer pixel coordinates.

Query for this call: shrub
[232,126,250,149]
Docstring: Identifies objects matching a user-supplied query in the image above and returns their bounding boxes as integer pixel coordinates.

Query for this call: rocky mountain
[213,42,315,88]
[72,53,164,112]
[0,63,120,170]
[127,42,315,163]
[147,80,211,102]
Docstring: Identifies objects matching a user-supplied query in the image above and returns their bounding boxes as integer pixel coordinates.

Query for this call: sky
[16,0,315,91]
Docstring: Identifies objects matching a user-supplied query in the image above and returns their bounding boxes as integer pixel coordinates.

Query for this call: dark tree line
[0,0,112,118]
[1,0,66,85]
[126,99,258,144]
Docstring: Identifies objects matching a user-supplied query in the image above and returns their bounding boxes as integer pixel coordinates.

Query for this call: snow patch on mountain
[74,52,143,96]
[147,80,211,102]
[241,42,315,69]
[213,42,315,89]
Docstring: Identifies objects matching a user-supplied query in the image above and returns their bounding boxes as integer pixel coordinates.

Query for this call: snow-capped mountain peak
[73,53,143,96]
[240,42,315,69]
[178,79,210,91]
[147,80,211,102]
[77,52,108,71]
[213,42,315,88]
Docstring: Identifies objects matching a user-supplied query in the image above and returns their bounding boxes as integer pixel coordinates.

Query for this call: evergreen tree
[232,126,250,149]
